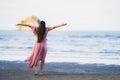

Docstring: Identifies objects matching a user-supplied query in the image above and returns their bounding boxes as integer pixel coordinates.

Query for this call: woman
[17,20,67,75]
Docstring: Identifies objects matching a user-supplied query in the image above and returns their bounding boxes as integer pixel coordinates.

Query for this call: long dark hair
[37,21,46,42]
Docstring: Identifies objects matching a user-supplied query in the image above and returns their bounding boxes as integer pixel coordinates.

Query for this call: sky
[0,0,120,31]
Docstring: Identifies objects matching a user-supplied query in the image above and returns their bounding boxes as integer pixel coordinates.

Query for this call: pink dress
[25,26,49,68]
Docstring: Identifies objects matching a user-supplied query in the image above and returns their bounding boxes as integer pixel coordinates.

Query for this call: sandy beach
[0,61,120,80]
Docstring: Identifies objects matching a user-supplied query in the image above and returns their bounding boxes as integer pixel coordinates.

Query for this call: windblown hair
[37,21,46,42]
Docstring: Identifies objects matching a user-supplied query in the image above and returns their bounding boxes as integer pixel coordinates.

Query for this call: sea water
[0,30,120,65]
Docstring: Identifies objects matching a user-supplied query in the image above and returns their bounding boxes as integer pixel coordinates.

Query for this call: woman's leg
[34,64,38,75]
[40,49,47,75]
[40,62,44,75]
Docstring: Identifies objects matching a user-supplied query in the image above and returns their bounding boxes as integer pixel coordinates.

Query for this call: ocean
[0,30,120,65]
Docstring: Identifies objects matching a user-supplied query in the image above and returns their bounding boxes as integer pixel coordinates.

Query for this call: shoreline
[0,60,120,80]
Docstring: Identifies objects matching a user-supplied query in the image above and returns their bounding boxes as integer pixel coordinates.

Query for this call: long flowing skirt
[25,42,47,68]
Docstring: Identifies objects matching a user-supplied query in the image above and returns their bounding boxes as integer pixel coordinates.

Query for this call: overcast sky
[0,0,120,31]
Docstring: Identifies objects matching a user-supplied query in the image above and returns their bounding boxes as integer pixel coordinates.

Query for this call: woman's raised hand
[16,24,22,26]
[60,23,67,26]
[16,24,32,28]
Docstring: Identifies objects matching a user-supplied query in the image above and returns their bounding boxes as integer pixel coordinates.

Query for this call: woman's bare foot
[34,73,38,76]
[34,71,38,76]
[40,72,43,76]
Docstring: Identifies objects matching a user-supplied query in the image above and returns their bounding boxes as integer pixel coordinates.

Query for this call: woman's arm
[16,24,32,28]
[48,23,67,31]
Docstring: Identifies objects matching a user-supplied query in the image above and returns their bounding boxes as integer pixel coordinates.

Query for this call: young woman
[17,20,67,75]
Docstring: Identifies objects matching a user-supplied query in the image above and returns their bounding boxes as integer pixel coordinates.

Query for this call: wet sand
[0,61,120,80]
